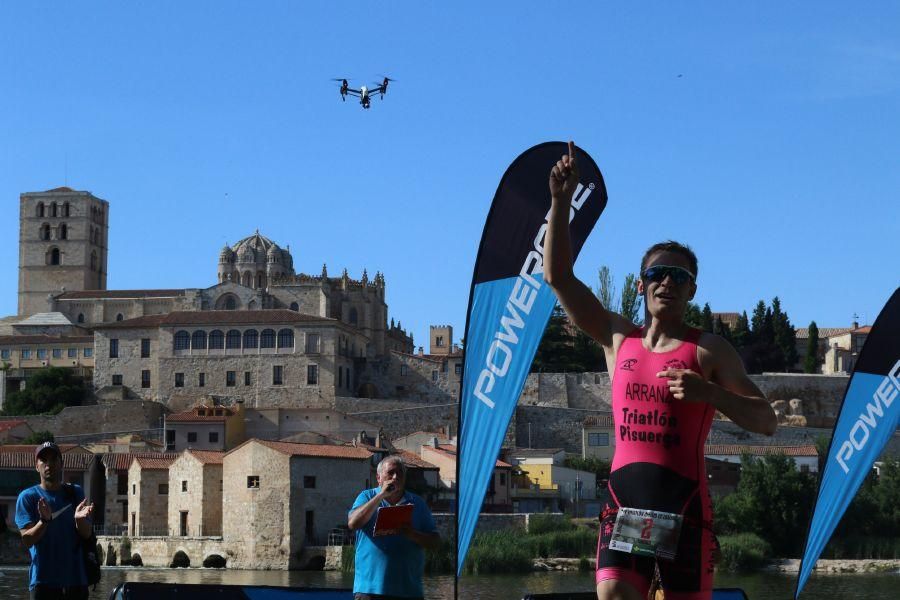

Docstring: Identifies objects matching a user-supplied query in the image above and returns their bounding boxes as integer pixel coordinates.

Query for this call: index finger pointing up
[568,140,576,163]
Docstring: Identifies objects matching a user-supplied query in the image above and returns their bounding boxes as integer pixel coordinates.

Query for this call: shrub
[718,533,771,571]
[528,514,574,535]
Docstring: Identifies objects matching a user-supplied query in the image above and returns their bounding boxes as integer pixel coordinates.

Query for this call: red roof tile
[253,439,372,460]
[133,455,178,470]
[583,415,614,427]
[704,445,819,457]
[186,450,225,464]
[0,444,88,454]
[0,452,95,470]
[103,452,177,471]
[395,449,438,469]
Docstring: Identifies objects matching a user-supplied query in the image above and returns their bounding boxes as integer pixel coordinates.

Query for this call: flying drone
[333,76,394,109]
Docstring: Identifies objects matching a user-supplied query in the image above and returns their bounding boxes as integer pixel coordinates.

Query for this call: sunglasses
[641,265,695,285]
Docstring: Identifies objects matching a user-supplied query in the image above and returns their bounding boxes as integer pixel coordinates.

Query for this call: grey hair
[377,455,406,477]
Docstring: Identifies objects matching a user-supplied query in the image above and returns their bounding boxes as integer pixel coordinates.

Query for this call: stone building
[128,454,177,536]
[165,403,246,452]
[91,310,368,410]
[0,313,94,411]
[420,442,512,512]
[222,439,373,569]
[98,452,177,535]
[581,413,615,461]
[17,188,109,317]
[168,450,224,537]
[242,407,383,444]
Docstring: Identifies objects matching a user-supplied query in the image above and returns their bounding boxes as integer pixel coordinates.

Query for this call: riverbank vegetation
[714,454,900,569]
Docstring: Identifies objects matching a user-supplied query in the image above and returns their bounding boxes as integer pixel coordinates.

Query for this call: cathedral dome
[228,231,295,276]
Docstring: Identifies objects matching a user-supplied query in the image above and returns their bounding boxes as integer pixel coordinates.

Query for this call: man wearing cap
[15,442,94,600]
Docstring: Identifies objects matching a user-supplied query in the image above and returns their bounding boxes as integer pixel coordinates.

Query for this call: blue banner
[456,142,607,575]
[795,287,900,598]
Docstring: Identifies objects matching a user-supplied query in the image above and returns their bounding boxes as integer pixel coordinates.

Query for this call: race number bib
[608,507,683,560]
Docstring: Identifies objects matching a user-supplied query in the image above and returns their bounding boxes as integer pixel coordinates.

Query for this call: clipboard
[373,504,413,536]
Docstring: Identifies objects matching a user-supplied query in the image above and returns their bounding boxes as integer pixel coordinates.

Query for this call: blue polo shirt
[350,489,436,598]
[15,484,87,590]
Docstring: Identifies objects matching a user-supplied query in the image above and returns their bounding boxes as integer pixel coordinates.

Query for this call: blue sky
[2,2,898,346]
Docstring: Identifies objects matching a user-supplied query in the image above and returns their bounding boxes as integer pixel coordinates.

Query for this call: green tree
[731,311,751,349]
[700,303,715,333]
[684,302,703,328]
[597,266,618,312]
[563,456,612,492]
[771,297,798,372]
[714,453,817,556]
[804,321,820,374]
[532,306,582,372]
[620,273,643,325]
[1,367,86,416]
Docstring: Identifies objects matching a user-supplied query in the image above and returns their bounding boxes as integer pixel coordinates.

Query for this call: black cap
[35,441,61,461]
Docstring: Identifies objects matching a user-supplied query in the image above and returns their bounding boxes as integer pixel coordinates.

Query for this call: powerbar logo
[474,182,594,409]
[835,358,900,474]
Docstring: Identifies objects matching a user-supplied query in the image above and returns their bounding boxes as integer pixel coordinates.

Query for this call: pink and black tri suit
[596,327,717,599]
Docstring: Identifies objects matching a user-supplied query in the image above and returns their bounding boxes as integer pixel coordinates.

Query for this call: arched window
[226,330,242,349]
[349,307,358,326]
[208,330,224,350]
[260,329,276,349]
[50,203,57,217]
[36,203,45,217]
[174,331,190,351]
[90,251,97,271]
[290,302,299,312]
[63,202,70,217]
[116,313,124,321]
[242,272,252,287]
[224,296,237,310]
[191,330,207,350]
[277,329,294,349]
[243,329,258,349]
[49,248,61,266]
[77,313,85,324]
[40,223,51,240]
[256,273,264,289]
[92,229,98,245]
[59,223,67,240]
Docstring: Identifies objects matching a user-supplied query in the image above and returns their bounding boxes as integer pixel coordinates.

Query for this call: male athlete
[544,142,777,600]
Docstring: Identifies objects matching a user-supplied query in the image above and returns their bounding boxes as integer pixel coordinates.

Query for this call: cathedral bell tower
[17,187,109,316]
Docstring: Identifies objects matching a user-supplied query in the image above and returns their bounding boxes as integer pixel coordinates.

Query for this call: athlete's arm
[698,334,777,435]
[544,140,634,354]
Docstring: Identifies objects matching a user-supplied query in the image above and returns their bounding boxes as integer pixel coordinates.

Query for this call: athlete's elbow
[759,405,777,436]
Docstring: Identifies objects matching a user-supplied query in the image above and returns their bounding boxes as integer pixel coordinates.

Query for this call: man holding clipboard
[348,456,440,600]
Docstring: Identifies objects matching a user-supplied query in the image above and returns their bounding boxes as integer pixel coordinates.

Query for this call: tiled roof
[253,439,372,460]
[167,405,234,423]
[187,450,225,464]
[95,310,333,329]
[0,452,95,470]
[0,444,88,454]
[0,420,28,432]
[133,455,178,470]
[711,312,741,329]
[704,444,819,457]
[795,327,851,339]
[395,449,438,469]
[102,452,177,471]
[55,289,187,300]
[432,444,511,468]
[14,313,74,326]
[506,447,565,457]
[0,335,94,345]
[583,414,614,427]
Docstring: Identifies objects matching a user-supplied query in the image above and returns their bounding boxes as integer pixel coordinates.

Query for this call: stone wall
[168,454,223,537]
[515,406,614,453]
[335,397,461,440]
[102,535,228,568]
[20,400,167,442]
[129,464,170,536]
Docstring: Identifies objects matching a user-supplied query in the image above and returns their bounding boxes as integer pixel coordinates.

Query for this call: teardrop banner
[795,287,900,598]
[455,142,607,575]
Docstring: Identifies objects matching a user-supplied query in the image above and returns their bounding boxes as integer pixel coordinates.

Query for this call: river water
[0,566,897,599]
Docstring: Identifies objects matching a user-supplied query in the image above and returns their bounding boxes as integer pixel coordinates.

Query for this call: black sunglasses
[641,265,695,285]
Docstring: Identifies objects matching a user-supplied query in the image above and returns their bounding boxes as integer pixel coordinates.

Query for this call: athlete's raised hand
[657,369,708,403]
[549,140,580,202]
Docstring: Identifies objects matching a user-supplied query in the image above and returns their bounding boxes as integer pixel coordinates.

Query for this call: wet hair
[377,455,407,478]
[640,241,698,280]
